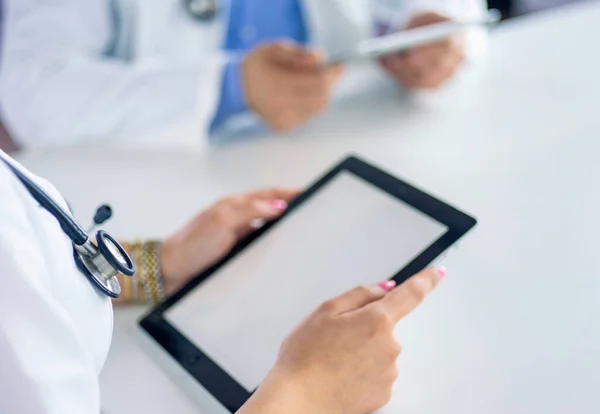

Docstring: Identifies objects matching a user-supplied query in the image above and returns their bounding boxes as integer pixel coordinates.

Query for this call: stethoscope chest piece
[74,231,136,299]
[184,0,219,22]
[74,250,122,298]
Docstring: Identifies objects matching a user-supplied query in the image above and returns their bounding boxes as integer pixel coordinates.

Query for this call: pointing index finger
[379,267,446,322]
[247,188,302,202]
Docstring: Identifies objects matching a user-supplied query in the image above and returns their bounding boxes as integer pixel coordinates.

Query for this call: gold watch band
[120,240,165,305]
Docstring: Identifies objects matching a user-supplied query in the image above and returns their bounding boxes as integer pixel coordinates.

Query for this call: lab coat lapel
[128,0,225,59]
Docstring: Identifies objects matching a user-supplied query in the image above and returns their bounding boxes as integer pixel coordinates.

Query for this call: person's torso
[109,0,372,61]
[0,155,113,376]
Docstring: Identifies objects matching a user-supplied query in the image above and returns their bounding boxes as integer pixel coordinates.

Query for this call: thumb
[265,41,322,67]
[380,267,446,323]
[407,12,452,29]
[326,64,346,84]
[229,198,289,238]
[323,281,397,315]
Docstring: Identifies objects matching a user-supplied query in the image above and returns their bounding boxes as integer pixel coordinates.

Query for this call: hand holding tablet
[379,12,467,90]
[239,267,446,414]
[159,188,300,296]
[141,156,477,412]
[328,9,500,90]
[325,9,501,66]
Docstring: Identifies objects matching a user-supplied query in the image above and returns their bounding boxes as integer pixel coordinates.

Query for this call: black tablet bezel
[140,155,477,413]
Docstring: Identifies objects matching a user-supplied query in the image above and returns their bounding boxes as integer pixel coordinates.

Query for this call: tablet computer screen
[141,156,476,412]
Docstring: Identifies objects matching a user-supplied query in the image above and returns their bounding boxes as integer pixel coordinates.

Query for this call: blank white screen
[165,172,448,391]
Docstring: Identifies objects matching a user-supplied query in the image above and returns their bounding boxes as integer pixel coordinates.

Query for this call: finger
[380,55,420,87]
[399,44,463,88]
[384,45,453,78]
[421,59,461,89]
[277,73,325,97]
[404,35,453,59]
[278,63,341,98]
[411,50,464,89]
[392,68,425,91]
[267,41,323,70]
[266,40,313,65]
[324,281,397,315]
[380,267,446,322]
[400,12,457,68]
[380,52,404,69]
[288,72,337,97]
[295,49,325,69]
[326,64,345,83]
[401,31,463,68]
[404,45,453,72]
[382,54,410,76]
[246,188,302,203]
[285,48,325,71]
[218,196,289,237]
[406,12,452,30]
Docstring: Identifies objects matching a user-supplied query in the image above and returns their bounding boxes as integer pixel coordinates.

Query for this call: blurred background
[0,0,595,153]
[489,0,588,17]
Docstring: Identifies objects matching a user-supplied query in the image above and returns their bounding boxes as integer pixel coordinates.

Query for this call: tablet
[140,156,477,412]
[324,9,501,66]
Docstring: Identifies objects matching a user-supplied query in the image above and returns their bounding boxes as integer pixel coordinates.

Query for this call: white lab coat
[0,0,487,149]
[0,150,112,414]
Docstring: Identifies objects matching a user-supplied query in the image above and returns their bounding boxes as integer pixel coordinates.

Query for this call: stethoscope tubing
[0,153,135,298]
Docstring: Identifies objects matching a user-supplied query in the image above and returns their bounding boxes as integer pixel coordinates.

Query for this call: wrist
[119,240,166,305]
[159,236,187,296]
[239,368,337,414]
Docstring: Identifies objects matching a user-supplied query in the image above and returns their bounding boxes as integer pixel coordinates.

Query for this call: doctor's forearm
[237,369,327,414]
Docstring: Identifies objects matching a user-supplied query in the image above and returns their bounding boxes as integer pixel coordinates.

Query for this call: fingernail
[378,280,397,292]
[437,266,448,280]
[270,200,288,211]
[250,218,266,229]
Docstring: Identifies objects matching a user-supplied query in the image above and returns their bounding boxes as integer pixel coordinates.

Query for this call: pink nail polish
[437,266,448,280]
[378,280,397,292]
[270,200,288,211]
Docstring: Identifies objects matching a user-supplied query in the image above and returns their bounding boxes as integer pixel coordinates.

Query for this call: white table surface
[15,3,600,413]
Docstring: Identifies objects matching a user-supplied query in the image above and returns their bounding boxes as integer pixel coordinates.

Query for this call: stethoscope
[184,0,219,22]
[0,155,135,299]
